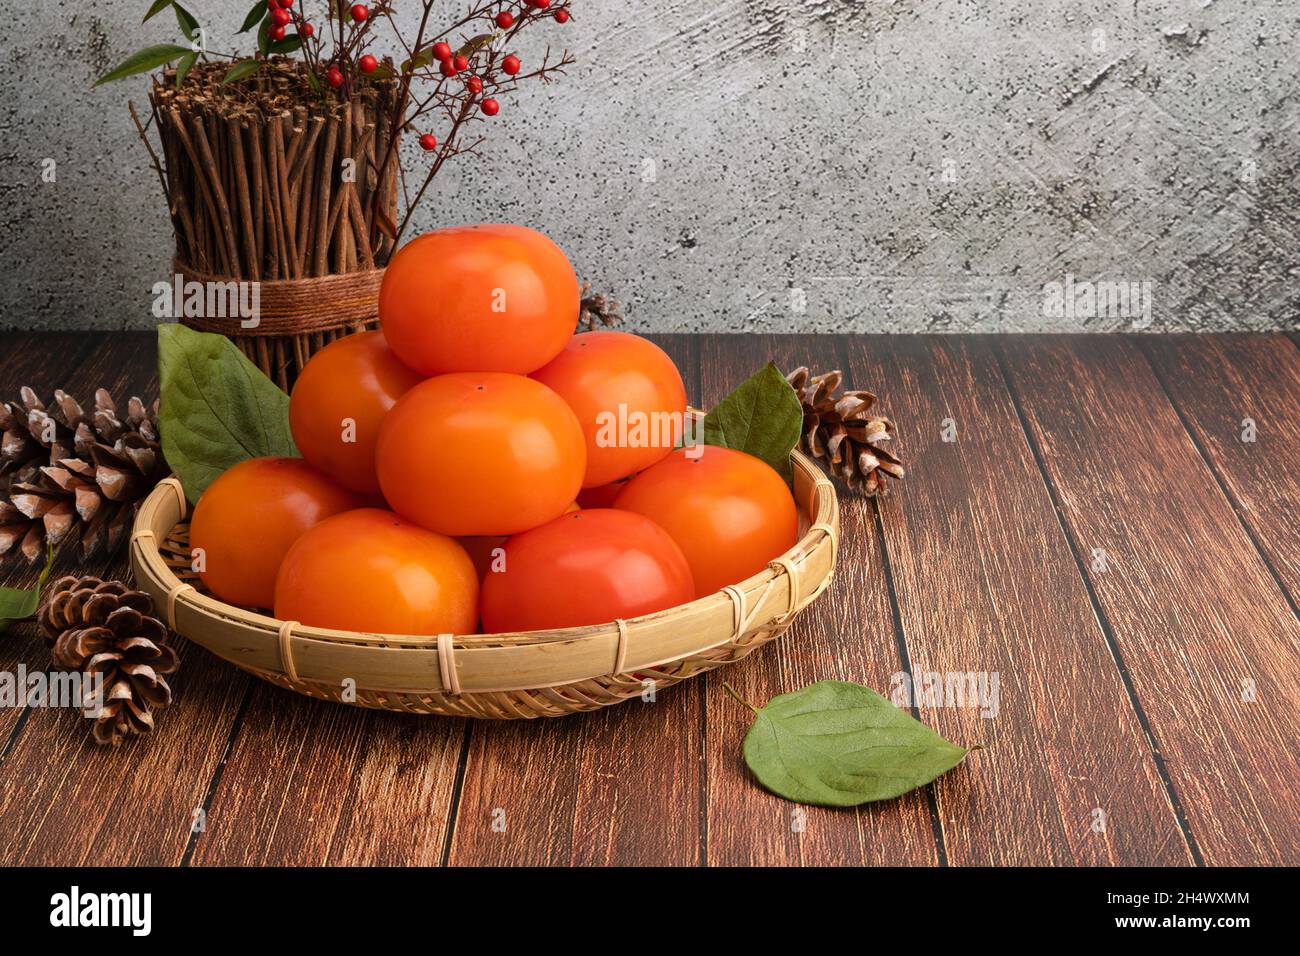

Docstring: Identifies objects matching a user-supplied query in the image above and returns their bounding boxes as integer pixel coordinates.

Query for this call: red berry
[453,54,469,71]
[359,54,378,74]
[554,9,570,23]
[281,0,293,6]
[350,4,369,22]
[439,58,458,77]
[269,24,286,40]
[432,41,453,61]
[481,97,500,116]
[267,0,281,8]
[271,8,291,26]
[419,133,438,151]
[302,22,314,37]
[466,75,483,93]
[325,67,344,88]
[534,0,551,8]
[495,11,514,29]
[501,54,521,76]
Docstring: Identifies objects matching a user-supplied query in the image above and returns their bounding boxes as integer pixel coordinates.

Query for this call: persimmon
[615,445,797,597]
[531,331,687,487]
[375,372,586,536]
[480,509,695,632]
[379,223,579,375]
[288,330,423,495]
[458,502,577,580]
[274,508,478,635]
[189,457,361,608]
[575,478,631,509]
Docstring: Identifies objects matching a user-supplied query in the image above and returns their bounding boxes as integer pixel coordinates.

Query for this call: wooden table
[1,332,1296,867]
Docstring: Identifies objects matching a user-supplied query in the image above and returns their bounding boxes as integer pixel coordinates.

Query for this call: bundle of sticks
[133,59,403,387]
[145,58,401,281]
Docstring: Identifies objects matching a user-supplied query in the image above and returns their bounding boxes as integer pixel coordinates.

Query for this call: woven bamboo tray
[128,453,839,719]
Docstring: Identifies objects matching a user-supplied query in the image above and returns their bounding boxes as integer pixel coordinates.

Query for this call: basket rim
[131,449,837,648]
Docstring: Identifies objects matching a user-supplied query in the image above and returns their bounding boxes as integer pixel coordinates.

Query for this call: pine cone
[786,366,905,496]
[578,281,624,331]
[0,388,165,564]
[38,575,178,747]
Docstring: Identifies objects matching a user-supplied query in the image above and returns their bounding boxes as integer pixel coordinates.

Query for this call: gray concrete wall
[1,1,1297,332]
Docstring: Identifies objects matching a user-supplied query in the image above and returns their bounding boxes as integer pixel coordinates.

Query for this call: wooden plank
[0,332,253,866]
[845,335,1191,865]
[999,335,1300,865]
[1141,334,1300,606]
[186,687,464,866]
[448,335,705,866]
[699,335,939,866]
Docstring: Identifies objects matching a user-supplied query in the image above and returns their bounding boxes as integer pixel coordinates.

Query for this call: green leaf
[256,14,271,55]
[0,544,55,635]
[157,324,299,503]
[703,361,803,485]
[401,47,437,73]
[222,59,263,85]
[142,0,172,24]
[238,1,268,34]
[736,681,971,807]
[268,35,303,56]
[175,49,199,88]
[303,68,323,93]
[94,43,194,85]
[173,1,200,40]
[456,34,495,59]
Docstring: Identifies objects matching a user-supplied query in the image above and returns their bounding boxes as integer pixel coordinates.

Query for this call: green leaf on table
[733,680,971,806]
[0,544,55,635]
[142,0,172,23]
[175,50,199,88]
[95,43,194,85]
[157,324,299,504]
[238,1,268,34]
[222,59,263,85]
[173,2,200,41]
[703,361,803,485]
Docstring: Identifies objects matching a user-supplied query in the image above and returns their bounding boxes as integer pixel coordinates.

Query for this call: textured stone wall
[1,0,1297,331]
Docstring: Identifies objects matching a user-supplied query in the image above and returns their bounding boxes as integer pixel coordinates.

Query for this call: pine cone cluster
[0,388,166,564]
[786,367,905,496]
[38,576,178,747]
[578,282,624,332]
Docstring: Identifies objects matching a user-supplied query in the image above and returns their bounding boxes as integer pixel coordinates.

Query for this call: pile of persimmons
[189,224,797,636]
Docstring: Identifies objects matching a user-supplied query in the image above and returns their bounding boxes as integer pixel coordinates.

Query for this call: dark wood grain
[999,335,1300,865]
[0,333,251,866]
[447,335,705,866]
[845,335,1191,865]
[1140,334,1300,608]
[698,335,939,867]
[0,332,1294,866]
[187,686,464,866]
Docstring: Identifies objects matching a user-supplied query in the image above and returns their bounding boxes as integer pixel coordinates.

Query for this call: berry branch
[99,0,575,256]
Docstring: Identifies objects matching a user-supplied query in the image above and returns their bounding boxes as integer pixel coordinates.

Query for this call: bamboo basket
[146,60,400,390]
[128,454,839,719]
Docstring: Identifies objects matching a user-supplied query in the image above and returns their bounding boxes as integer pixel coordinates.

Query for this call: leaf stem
[721,681,760,715]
